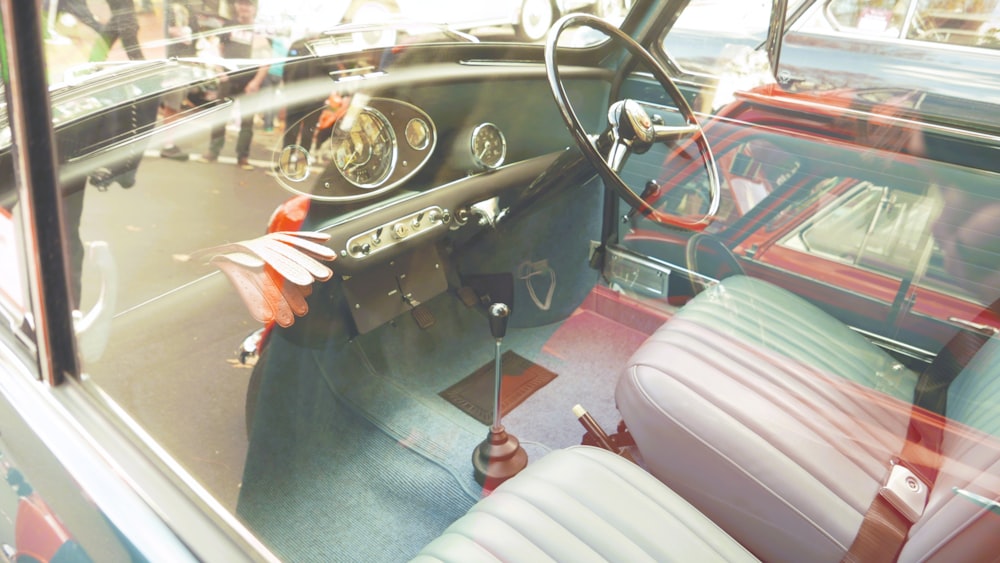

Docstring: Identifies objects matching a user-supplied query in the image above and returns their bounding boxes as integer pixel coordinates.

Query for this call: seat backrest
[670,275,919,401]
[900,336,1000,562]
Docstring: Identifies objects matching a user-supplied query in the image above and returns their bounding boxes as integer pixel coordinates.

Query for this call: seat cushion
[616,277,919,562]
[412,446,758,562]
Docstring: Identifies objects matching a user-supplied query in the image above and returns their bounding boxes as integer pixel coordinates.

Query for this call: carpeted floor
[239,288,655,561]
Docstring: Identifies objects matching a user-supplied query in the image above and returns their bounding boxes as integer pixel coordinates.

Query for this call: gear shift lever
[473,302,528,489]
[487,303,509,432]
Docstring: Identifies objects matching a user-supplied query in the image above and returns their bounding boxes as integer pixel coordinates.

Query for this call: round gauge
[405,118,430,150]
[470,122,506,170]
[332,107,397,188]
[277,144,311,182]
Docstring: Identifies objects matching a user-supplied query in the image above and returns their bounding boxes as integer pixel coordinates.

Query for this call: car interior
[1,0,999,561]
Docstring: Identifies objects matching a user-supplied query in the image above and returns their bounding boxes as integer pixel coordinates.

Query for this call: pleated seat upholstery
[667,275,920,401]
[616,275,1000,562]
[412,446,758,562]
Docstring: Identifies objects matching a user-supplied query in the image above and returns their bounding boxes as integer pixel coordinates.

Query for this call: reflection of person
[260,36,286,132]
[279,37,322,155]
[200,0,270,170]
[158,1,201,161]
[58,0,104,33]
[60,91,160,306]
[930,184,1000,304]
[90,0,145,61]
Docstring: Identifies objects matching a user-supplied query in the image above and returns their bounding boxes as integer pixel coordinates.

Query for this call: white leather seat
[616,275,1000,562]
[412,446,759,562]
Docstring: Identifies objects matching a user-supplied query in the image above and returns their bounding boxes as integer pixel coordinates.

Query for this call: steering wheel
[544,14,721,229]
[684,232,746,295]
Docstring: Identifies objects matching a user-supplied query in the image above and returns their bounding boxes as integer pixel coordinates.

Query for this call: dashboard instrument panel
[271,97,437,203]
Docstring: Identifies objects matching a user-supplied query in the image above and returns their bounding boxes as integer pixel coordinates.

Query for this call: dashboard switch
[345,206,445,259]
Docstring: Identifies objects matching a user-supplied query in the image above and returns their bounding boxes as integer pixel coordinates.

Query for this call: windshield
[4,0,1000,561]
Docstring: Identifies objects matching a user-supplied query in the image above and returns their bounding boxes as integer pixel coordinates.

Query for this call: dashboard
[260,78,569,335]
[269,96,508,204]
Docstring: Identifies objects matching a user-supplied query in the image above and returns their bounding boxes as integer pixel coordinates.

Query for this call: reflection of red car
[617,84,1000,356]
[2,465,87,563]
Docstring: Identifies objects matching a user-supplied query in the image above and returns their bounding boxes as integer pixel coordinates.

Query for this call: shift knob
[488,302,510,339]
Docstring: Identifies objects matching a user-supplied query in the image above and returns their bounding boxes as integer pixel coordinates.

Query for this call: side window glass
[923,179,1000,305]
[823,0,909,37]
[645,135,802,233]
[803,0,1000,49]
[908,0,1000,47]
[718,139,801,222]
[0,88,27,336]
[0,207,25,315]
[661,0,774,77]
[781,181,939,276]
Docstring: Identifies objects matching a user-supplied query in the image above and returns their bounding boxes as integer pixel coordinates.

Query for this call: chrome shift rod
[488,302,510,432]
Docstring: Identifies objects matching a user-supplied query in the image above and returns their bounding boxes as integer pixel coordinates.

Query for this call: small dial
[470,122,506,170]
[277,144,311,182]
[405,118,430,150]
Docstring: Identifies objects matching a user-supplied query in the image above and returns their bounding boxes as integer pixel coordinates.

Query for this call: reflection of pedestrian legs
[282,105,318,151]
[205,120,225,161]
[205,81,256,170]
[91,8,145,61]
[236,113,255,170]
[63,179,86,308]
[59,0,103,33]
[159,89,190,161]
[205,79,237,160]
[260,75,282,131]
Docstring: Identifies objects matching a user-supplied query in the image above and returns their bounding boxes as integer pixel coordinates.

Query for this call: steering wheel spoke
[653,122,700,143]
[605,135,631,173]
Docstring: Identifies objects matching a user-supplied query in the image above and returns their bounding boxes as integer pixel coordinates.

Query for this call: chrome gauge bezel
[470,122,507,170]
[332,106,398,189]
[405,118,431,150]
[276,144,311,182]
[270,97,436,203]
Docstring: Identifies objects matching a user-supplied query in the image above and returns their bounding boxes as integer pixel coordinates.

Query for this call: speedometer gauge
[470,122,506,170]
[332,107,397,188]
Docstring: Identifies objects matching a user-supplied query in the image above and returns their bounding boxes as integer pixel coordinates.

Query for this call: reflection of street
[78,129,291,511]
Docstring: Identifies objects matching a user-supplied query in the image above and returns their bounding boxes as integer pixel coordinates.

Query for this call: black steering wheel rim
[684,232,746,295]
[544,13,721,230]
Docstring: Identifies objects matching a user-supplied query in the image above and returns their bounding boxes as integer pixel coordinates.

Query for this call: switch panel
[345,206,449,259]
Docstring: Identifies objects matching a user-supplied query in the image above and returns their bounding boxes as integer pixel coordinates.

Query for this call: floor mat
[238,342,476,562]
[439,350,558,425]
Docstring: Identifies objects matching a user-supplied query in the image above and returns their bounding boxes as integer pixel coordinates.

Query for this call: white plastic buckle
[879,462,928,523]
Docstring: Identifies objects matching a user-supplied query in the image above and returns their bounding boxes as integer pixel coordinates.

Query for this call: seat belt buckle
[880,460,929,523]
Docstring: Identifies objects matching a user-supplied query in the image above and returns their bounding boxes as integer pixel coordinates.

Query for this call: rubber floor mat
[440,350,557,425]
